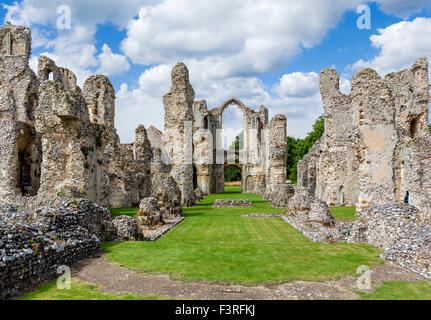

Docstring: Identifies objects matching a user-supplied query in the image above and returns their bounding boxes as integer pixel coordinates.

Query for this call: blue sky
[1,0,431,144]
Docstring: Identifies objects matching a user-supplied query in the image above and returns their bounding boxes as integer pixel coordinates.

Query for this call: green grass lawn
[20,280,169,300]
[110,207,139,218]
[103,186,382,285]
[330,207,358,221]
[359,281,431,300]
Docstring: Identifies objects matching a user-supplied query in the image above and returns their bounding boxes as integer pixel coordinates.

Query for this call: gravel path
[72,254,426,300]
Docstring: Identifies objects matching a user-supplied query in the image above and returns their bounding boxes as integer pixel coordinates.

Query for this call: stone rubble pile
[142,217,185,241]
[193,188,206,203]
[285,187,352,242]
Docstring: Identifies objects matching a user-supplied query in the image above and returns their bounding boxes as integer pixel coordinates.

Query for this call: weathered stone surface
[263,115,288,207]
[284,187,344,242]
[136,197,165,230]
[162,63,195,206]
[112,216,139,241]
[0,23,155,210]
[299,58,431,215]
[309,200,334,227]
[0,199,114,300]
[142,217,185,241]
[213,199,253,208]
[194,187,206,202]
[348,203,431,279]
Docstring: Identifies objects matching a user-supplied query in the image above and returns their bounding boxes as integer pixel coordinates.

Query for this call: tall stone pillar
[162,63,195,206]
[264,114,288,207]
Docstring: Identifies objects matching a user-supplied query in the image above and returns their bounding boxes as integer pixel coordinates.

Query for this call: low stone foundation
[0,199,113,300]
[242,213,282,218]
[213,199,253,208]
[348,204,431,280]
[142,217,185,241]
[283,213,353,243]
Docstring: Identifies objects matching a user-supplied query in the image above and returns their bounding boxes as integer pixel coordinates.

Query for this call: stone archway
[224,153,243,186]
[219,100,247,192]
[210,98,267,194]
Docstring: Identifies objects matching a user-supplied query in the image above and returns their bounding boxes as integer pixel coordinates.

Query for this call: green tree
[229,131,244,151]
[428,124,431,133]
[225,165,242,182]
[286,116,324,184]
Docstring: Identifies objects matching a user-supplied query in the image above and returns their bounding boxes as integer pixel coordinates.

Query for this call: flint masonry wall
[162,63,195,206]
[161,64,286,204]
[299,58,431,215]
[0,23,156,210]
[0,22,288,212]
[263,114,289,207]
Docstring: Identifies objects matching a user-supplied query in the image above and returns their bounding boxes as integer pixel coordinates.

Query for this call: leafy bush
[225,166,241,182]
[286,116,324,183]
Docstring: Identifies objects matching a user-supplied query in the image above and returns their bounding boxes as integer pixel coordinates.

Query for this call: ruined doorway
[220,99,246,192]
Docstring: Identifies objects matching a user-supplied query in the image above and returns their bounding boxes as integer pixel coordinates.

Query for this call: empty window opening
[193,165,198,190]
[203,116,209,130]
[410,117,419,138]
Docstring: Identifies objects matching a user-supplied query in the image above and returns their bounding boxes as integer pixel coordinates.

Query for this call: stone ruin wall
[298,57,431,216]
[161,64,288,207]
[0,23,161,210]
[0,23,288,212]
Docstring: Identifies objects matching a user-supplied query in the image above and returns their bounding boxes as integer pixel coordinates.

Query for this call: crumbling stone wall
[0,23,40,205]
[210,99,270,195]
[299,58,431,215]
[192,100,218,195]
[0,22,288,213]
[263,114,289,207]
[0,199,114,300]
[162,63,195,206]
[0,23,154,210]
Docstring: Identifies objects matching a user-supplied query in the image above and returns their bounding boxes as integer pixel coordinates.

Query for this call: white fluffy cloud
[351,17,431,76]
[275,72,319,98]
[116,65,172,142]
[121,0,364,79]
[97,44,130,76]
[3,0,149,84]
[376,0,431,18]
[4,0,430,143]
[3,0,154,28]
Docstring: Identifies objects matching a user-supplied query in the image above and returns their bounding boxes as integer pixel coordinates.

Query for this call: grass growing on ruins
[358,281,431,300]
[330,207,358,221]
[102,187,382,285]
[19,279,170,300]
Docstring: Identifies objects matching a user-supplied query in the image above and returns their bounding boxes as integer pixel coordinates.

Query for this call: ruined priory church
[2,22,431,299]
